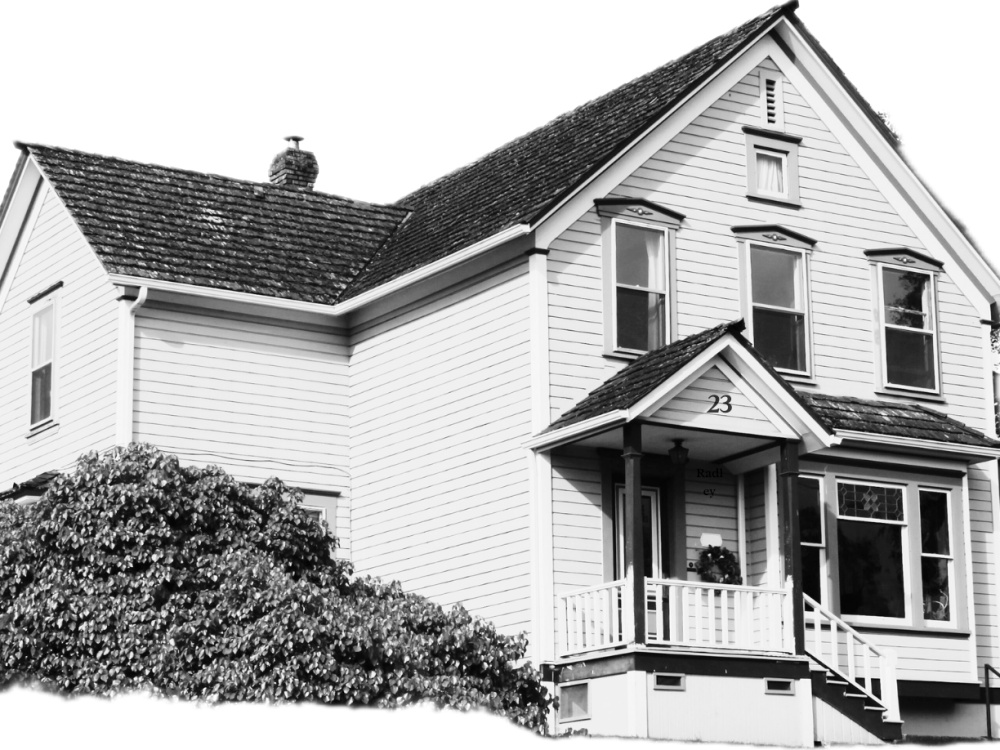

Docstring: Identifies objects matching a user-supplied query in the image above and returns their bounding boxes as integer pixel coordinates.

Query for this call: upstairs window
[880,266,938,391]
[750,244,808,373]
[614,222,667,352]
[29,289,58,427]
[743,126,801,207]
[597,199,683,356]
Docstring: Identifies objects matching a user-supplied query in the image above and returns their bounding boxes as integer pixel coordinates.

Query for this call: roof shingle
[23,144,409,306]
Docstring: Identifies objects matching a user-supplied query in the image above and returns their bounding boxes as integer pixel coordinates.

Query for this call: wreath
[695,545,742,585]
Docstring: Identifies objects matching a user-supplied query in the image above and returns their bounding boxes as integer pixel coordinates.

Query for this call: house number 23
[707,394,732,413]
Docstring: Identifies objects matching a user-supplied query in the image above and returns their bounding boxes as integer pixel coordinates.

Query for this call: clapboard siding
[0,186,119,488]
[349,261,532,635]
[133,304,352,559]
[685,464,739,565]
[651,366,781,435]
[545,59,987,432]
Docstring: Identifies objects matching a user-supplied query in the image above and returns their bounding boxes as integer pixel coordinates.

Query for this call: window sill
[845,621,969,638]
[776,371,815,387]
[26,420,59,439]
[747,193,801,209]
[604,350,643,363]
[875,388,946,404]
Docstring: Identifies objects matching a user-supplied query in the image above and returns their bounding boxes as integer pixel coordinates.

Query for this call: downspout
[115,286,147,445]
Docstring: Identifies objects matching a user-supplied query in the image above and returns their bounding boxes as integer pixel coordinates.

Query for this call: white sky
[0,0,997,263]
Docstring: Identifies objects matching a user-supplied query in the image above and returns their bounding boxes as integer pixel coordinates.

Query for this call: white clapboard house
[2,1,999,744]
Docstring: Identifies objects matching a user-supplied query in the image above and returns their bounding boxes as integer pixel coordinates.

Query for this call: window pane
[31,363,52,424]
[559,684,588,720]
[799,477,822,544]
[752,308,805,371]
[883,269,928,329]
[837,520,905,618]
[617,288,665,351]
[838,483,904,521]
[919,491,950,555]
[616,224,664,289]
[802,545,822,602]
[885,328,935,390]
[751,246,800,309]
[921,558,950,621]
[32,305,53,367]
[756,151,785,194]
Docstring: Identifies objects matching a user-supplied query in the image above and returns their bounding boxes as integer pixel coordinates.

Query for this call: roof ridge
[18,141,406,214]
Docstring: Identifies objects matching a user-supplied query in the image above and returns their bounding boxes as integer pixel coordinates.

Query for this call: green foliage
[0,445,551,730]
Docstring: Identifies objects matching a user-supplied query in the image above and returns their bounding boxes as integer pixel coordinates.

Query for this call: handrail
[803,594,899,723]
[645,577,785,595]
[559,578,628,598]
[802,594,888,657]
[985,663,1000,739]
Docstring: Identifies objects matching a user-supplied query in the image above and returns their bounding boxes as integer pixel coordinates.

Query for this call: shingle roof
[799,393,1000,449]
[547,320,745,431]
[343,2,798,299]
[0,470,59,502]
[23,144,409,306]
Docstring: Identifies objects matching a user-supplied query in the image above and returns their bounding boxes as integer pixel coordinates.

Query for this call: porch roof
[539,321,1000,455]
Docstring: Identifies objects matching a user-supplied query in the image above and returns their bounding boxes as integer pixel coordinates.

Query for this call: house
[1,0,999,743]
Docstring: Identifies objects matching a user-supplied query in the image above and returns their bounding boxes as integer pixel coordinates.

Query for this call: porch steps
[811,669,903,742]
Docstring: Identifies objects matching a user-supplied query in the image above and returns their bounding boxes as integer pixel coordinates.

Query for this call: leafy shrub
[0,445,552,730]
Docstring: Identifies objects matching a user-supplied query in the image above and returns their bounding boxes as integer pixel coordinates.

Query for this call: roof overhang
[526,332,837,454]
[834,430,1000,462]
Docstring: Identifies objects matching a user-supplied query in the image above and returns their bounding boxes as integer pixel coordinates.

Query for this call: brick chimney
[269,136,318,189]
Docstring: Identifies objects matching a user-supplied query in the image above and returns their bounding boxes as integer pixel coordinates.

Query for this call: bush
[0,445,552,730]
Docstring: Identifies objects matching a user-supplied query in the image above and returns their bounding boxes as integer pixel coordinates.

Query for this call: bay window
[919,490,952,623]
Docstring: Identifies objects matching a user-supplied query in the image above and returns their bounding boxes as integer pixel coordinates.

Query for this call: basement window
[559,682,589,721]
[654,673,686,691]
[764,678,794,695]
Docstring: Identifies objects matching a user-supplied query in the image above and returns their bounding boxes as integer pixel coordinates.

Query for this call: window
[597,199,683,356]
[879,265,938,391]
[559,683,589,721]
[798,476,824,603]
[836,481,907,619]
[749,244,808,372]
[919,490,952,623]
[29,292,57,426]
[743,126,801,206]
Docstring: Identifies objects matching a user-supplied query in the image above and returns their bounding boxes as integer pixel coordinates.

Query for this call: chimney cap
[285,135,304,150]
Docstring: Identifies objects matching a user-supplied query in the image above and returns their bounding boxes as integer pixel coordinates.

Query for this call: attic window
[760,72,783,129]
[743,126,800,207]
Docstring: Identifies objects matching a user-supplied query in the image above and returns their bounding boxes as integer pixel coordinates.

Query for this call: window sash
[30,299,55,425]
[879,265,938,392]
[611,219,668,352]
[755,149,787,196]
[748,243,809,374]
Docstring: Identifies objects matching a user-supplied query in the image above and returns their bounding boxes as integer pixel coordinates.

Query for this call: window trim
[874,261,941,395]
[747,242,812,376]
[28,288,59,430]
[799,474,827,605]
[734,227,815,378]
[834,478,911,626]
[597,200,682,358]
[918,488,955,628]
[610,218,668,356]
[558,681,590,723]
[743,126,801,207]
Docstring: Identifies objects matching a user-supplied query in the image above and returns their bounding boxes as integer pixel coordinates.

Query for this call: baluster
[588,592,597,648]
[863,648,872,695]
[682,587,691,643]
[812,605,822,657]
[654,584,663,642]
[611,585,621,643]
[694,587,703,644]
[733,590,743,648]
[721,590,729,646]
[601,587,611,647]
[708,586,716,644]
[558,597,567,655]
[574,595,584,651]
[828,620,838,673]
[846,631,856,684]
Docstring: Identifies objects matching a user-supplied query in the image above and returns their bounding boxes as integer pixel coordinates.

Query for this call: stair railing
[985,663,1000,739]
[803,594,900,723]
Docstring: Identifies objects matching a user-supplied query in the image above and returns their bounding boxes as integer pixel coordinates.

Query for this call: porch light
[669,439,688,465]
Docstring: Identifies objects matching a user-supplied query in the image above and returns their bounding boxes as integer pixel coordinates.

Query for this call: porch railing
[804,594,900,723]
[646,578,794,653]
[557,579,629,657]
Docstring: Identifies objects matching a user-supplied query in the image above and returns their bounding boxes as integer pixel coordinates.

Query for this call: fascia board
[106,274,341,317]
[0,159,43,316]
[524,411,627,451]
[773,22,1000,311]
[332,224,532,315]
[533,20,786,250]
[835,430,1000,460]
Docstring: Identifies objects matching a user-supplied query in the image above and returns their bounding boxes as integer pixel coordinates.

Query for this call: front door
[615,485,664,580]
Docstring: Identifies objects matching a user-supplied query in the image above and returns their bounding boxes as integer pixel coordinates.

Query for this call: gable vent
[765,78,778,124]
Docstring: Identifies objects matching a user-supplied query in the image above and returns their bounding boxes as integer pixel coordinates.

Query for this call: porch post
[778,440,805,655]
[623,422,645,645]
[668,440,688,581]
